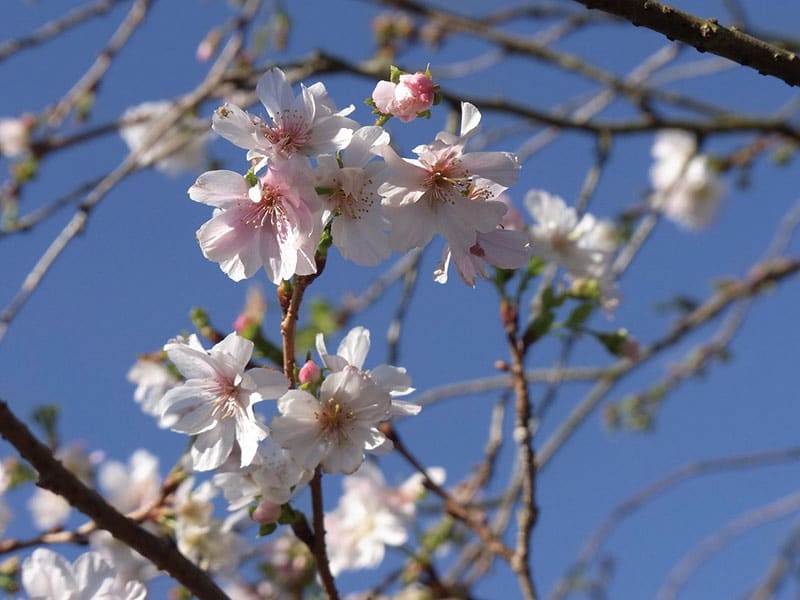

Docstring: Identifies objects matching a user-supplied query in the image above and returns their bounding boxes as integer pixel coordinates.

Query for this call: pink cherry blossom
[376,102,520,267]
[189,158,321,284]
[212,67,357,167]
[372,72,436,122]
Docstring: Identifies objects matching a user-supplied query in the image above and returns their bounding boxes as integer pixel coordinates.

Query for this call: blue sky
[1,1,800,598]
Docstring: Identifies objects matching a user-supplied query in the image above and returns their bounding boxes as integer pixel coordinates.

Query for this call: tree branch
[571,0,800,87]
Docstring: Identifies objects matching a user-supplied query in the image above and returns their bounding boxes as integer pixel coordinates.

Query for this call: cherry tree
[1,1,799,599]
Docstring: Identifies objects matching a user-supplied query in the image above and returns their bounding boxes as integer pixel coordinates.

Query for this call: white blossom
[160,333,289,471]
[525,189,615,281]
[270,366,393,474]
[325,462,444,575]
[0,116,32,157]
[649,129,723,229]
[21,548,146,600]
[120,100,208,174]
[98,449,160,513]
[316,126,392,266]
[127,357,179,419]
[316,326,419,417]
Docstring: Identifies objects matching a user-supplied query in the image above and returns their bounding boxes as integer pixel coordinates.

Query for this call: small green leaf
[594,328,629,356]
[524,310,555,345]
[389,65,403,83]
[565,302,594,330]
[258,522,277,537]
[244,169,258,187]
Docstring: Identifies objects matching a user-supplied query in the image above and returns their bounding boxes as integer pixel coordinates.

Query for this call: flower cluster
[189,67,529,286]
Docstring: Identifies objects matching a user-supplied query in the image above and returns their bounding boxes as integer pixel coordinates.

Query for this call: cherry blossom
[127,357,178,419]
[270,366,394,474]
[21,548,146,600]
[325,462,444,575]
[212,67,357,166]
[0,115,33,157]
[316,126,392,265]
[525,189,616,280]
[160,333,289,471]
[433,181,531,285]
[98,449,161,513]
[190,159,321,284]
[119,100,208,175]
[213,438,309,510]
[316,326,419,417]
[649,129,723,230]
[372,71,436,122]
[376,102,520,266]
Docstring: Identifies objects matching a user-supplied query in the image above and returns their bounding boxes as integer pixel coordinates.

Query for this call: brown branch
[500,300,539,600]
[309,469,340,600]
[571,0,800,87]
[0,400,227,600]
[382,424,516,564]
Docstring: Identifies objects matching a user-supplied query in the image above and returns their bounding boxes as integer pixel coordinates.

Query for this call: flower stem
[310,467,340,600]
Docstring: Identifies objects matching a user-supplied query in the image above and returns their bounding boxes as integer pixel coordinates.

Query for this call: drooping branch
[570,0,800,87]
[0,400,227,600]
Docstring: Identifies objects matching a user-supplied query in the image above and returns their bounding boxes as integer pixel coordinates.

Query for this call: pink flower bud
[252,498,282,525]
[298,359,321,385]
[371,71,436,123]
[233,314,254,334]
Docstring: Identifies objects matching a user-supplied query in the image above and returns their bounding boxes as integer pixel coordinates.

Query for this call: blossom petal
[188,170,250,209]
[337,326,370,369]
[191,423,234,471]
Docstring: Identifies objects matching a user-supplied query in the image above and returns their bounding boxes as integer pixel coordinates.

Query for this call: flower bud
[372,71,436,123]
[252,498,282,525]
[298,359,321,385]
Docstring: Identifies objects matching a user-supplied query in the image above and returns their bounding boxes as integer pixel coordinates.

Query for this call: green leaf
[244,169,258,187]
[594,328,629,356]
[32,405,59,446]
[524,310,555,345]
[277,503,299,525]
[258,522,277,537]
[389,65,403,83]
[565,302,594,330]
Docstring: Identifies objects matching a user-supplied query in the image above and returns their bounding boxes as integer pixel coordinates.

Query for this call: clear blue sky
[1,1,800,598]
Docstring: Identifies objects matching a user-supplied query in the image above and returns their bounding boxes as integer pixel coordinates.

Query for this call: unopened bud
[298,359,321,385]
[252,498,282,525]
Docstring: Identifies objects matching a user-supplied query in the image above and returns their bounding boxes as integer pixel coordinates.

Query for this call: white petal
[191,423,234,471]
[188,170,250,209]
[211,104,258,150]
[256,68,296,120]
[211,333,254,372]
[337,327,370,369]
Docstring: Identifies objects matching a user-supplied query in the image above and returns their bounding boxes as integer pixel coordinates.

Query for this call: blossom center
[211,381,243,420]
[421,154,469,206]
[330,171,374,220]
[263,110,311,158]
[240,185,287,229]
[316,397,355,441]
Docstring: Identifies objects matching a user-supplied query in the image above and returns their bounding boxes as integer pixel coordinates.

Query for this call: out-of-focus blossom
[173,477,248,574]
[233,287,266,334]
[525,189,616,281]
[28,445,99,530]
[0,115,33,158]
[160,333,289,471]
[120,100,208,175]
[213,438,309,510]
[190,159,321,284]
[127,356,178,419]
[21,548,146,600]
[372,71,436,122]
[98,449,160,513]
[325,462,444,575]
[89,529,159,586]
[316,126,392,266]
[649,129,723,230]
